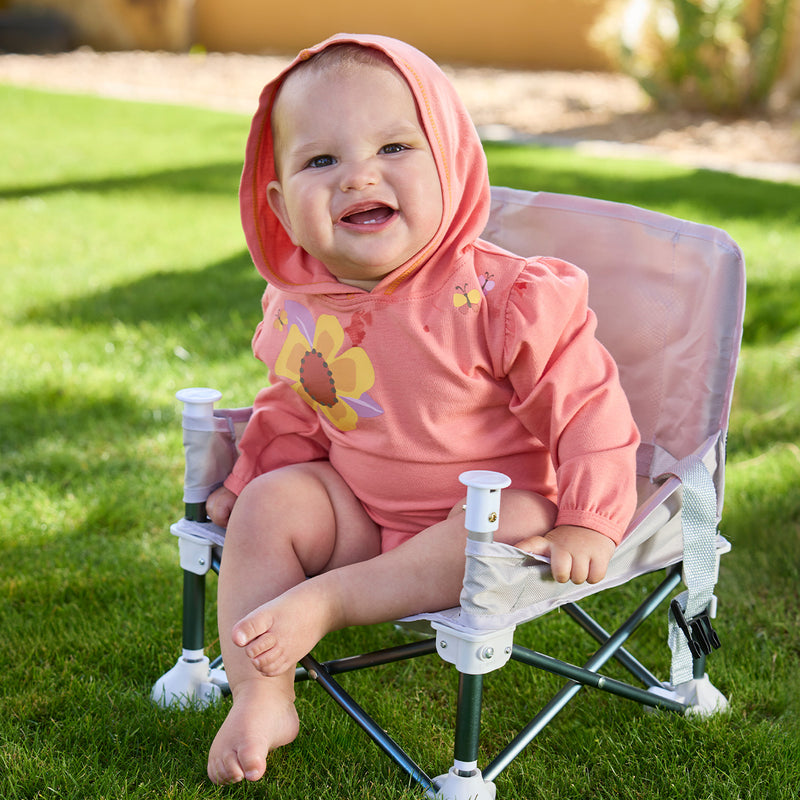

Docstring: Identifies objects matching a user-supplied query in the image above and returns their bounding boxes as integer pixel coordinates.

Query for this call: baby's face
[267,61,443,289]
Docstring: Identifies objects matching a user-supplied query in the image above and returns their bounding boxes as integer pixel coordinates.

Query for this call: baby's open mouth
[341,205,395,225]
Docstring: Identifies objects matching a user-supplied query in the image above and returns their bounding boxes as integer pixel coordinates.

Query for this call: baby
[204,34,639,785]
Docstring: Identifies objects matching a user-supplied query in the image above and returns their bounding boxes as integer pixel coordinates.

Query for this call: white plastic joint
[178,533,213,575]
[150,653,223,709]
[646,675,729,718]
[434,765,497,800]
[433,622,515,675]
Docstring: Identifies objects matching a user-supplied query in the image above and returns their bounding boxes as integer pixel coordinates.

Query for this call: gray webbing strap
[659,454,719,685]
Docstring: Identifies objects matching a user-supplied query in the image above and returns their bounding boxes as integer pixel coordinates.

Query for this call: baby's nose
[340,159,379,191]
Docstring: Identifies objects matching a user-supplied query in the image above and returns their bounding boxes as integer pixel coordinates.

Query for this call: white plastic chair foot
[434,767,497,800]
[647,674,729,718]
[151,654,223,709]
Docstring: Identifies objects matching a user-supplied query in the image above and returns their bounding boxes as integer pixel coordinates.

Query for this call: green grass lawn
[1,85,799,799]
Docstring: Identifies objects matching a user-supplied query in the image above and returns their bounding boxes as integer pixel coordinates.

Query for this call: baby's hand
[518,525,615,585]
[206,485,237,527]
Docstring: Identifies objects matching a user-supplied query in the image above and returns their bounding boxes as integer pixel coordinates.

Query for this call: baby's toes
[251,646,289,677]
[232,608,275,647]
[244,631,278,660]
[236,742,268,782]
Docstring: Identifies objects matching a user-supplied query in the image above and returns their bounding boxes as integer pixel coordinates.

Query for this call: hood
[239,33,491,297]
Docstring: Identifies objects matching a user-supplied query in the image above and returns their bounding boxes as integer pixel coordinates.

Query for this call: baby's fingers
[516,536,572,582]
[548,546,574,583]
[517,535,550,559]
[585,550,613,584]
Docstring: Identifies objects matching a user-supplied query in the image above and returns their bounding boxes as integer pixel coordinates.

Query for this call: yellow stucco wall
[193,0,612,70]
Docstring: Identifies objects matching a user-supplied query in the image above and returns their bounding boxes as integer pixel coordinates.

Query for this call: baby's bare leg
[207,462,380,785]
[235,489,557,678]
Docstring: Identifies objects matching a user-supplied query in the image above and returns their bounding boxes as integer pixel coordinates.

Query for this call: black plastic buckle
[670,599,721,659]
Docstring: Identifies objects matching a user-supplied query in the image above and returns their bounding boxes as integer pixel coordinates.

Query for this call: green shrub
[594,0,796,112]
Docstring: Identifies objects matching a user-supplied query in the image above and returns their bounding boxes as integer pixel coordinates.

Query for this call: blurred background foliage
[593,0,800,112]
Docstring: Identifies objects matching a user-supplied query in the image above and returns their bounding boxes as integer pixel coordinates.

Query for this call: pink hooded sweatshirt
[225,33,640,550]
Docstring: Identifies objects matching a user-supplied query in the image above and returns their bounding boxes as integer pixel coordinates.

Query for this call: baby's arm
[518,526,615,585]
[206,485,238,528]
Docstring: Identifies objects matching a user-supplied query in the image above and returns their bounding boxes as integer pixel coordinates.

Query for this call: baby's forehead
[275,51,404,112]
[292,42,399,80]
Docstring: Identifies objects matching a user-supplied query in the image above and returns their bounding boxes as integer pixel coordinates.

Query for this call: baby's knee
[239,462,327,503]
[227,466,328,536]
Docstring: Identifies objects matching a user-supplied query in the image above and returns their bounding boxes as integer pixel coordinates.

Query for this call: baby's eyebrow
[282,140,331,166]
[378,120,427,141]
[287,135,328,154]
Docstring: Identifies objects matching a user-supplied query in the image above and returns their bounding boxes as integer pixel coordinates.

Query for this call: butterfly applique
[453,283,481,314]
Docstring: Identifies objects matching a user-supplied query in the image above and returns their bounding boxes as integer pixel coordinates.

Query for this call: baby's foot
[207,678,299,785]
[232,578,339,677]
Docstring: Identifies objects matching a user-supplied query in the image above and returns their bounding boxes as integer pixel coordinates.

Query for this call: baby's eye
[380,143,409,155]
[307,155,335,169]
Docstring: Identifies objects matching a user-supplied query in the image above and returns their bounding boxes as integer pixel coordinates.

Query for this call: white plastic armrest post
[176,387,222,518]
[458,470,512,542]
[176,387,222,419]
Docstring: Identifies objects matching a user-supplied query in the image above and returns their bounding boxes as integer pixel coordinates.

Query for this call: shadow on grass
[0,382,157,452]
[485,142,800,224]
[0,388,181,545]
[741,276,800,344]
[20,248,262,336]
[0,160,244,200]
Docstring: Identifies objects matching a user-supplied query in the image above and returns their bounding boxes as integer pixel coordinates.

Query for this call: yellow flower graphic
[274,304,382,431]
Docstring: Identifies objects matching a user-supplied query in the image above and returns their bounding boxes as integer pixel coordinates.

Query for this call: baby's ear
[266,181,296,242]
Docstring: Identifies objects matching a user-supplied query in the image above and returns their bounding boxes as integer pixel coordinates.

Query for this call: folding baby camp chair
[152,187,745,800]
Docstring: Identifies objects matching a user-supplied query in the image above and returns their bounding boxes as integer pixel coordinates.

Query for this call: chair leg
[180,500,212,657]
[151,513,225,709]
[182,570,206,653]
[151,565,223,708]
[435,670,497,800]
[453,672,484,771]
